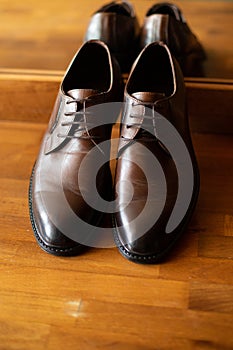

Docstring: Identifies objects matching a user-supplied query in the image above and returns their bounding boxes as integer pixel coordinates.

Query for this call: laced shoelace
[57,98,104,154]
[125,102,160,139]
[124,101,170,155]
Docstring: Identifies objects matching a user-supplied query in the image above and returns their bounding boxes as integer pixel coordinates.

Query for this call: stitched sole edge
[113,218,185,264]
[112,217,170,264]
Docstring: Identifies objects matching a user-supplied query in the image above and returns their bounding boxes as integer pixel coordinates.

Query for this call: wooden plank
[189,281,233,313]
[0,70,233,133]
[160,256,233,285]
[186,79,233,134]
[1,119,233,349]
[198,235,233,259]
[0,1,233,80]
[48,327,191,350]
[0,71,60,125]
[0,264,189,309]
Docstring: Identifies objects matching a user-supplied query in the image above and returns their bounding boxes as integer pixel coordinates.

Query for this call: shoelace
[124,101,170,155]
[125,102,160,139]
[57,97,104,154]
[57,98,104,154]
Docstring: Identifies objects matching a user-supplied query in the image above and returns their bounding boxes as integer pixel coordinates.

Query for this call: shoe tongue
[132,91,165,103]
[67,88,99,99]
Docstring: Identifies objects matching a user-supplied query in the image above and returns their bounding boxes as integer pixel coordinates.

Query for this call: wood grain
[0,70,233,134]
[189,282,233,313]
[0,103,233,349]
[0,0,232,79]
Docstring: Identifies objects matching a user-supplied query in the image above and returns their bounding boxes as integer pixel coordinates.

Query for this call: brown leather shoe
[113,41,200,264]
[140,3,206,76]
[29,40,122,256]
[84,1,140,73]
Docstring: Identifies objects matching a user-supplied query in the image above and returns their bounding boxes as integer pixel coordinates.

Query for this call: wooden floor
[1,0,233,349]
[1,119,233,349]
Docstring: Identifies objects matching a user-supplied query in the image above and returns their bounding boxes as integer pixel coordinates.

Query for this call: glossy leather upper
[140,3,206,76]
[84,1,140,72]
[114,42,200,263]
[30,40,122,254]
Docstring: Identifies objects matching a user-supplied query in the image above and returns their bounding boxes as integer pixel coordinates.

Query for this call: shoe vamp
[115,140,178,242]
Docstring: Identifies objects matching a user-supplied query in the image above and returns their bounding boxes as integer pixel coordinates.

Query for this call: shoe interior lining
[127,45,174,97]
[63,43,111,93]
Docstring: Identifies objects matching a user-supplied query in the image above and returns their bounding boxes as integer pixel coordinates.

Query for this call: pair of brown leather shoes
[85,1,206,76]
[29,2,200,263]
